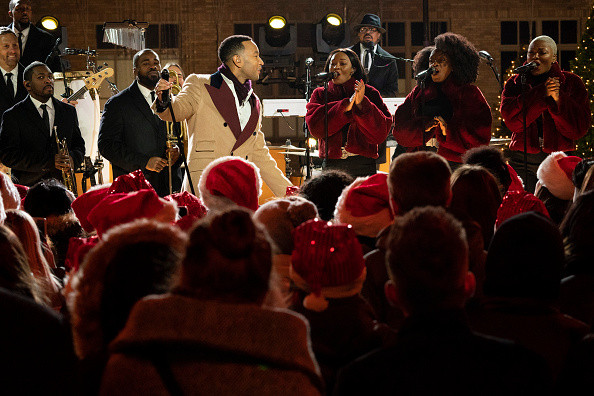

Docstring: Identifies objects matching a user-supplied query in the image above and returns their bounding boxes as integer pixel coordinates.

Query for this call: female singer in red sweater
[393,33,492,167]
[305,48,392,177]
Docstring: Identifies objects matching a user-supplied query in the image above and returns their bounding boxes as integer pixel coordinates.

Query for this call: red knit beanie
[291,218,366,312]
[198,156,262,212]
[87,189,177,237]
[334,173,394,237]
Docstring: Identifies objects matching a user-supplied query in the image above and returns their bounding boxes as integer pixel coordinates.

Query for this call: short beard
[137,73,159,89]
[362,40,375,50]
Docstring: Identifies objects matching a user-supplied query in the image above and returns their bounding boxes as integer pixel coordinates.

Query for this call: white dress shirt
[359,43,378,71]
[221,74,253,131]
[137,82,155,107]
[12,25,30,53]
[30,96,55,135]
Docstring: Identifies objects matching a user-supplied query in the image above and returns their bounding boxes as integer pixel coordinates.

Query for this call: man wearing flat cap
[350,13,398,166]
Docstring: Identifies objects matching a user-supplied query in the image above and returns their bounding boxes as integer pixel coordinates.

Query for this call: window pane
[501,21,518,45]
[542,20,559,43]
[392,51,406,75]
[560,50,576,71]
[519,21,531,45]
[411,22,424,46]
[96,25,115,49]
[234,24,252,37]
[501,50,518,74]
[560,20,578,44]
[161,24,178,48]
[253,23,265,47]
[387,22,405,46]
[145,24,159,49]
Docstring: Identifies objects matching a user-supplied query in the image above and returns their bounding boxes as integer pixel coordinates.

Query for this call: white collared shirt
[137,82,155,107]
[0,64,18,97]
[221,74,253,131]
[30,96,55,135]
[12,25,30,53]
[359,43,378,71]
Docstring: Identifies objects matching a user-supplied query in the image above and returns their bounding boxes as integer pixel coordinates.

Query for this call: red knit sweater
[305,78,392,159]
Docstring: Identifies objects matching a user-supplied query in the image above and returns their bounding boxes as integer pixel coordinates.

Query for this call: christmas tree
[571,4,594,158]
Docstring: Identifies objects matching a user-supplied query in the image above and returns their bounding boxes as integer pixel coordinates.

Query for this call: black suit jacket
[0,64,27,118]
[0,95,85,186]
[98,80,181,196]
[350,43,399,97]
[7,23,61,72]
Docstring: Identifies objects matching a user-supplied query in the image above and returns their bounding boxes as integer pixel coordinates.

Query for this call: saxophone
[54,127,78,197]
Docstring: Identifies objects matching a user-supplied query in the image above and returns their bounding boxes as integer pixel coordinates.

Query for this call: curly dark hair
[434,32,480,85]
[324,48,368,83]
[413,45,435,76]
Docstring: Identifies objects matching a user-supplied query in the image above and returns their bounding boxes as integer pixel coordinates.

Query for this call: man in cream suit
[153,35,291,196]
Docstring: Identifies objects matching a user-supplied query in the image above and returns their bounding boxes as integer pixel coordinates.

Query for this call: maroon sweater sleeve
[444,85,492,148]
[547,73,590,141]
[351,85,392,145]
[392,86,430,148]
[500,75,550,133]
[305,87,352,139]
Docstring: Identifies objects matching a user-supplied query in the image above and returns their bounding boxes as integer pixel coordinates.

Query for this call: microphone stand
[324,79,329,167]
[46,39,72,98]
[485,60,503,92]
[419,75,429,149]
[520,71,529,186]
[162,97,195,195]
[304,62,313,179]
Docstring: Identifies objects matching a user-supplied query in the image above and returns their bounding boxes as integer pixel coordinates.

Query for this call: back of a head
[560,190,594,271]
[463,146,512,195]
[299,169,354,221]
[387,206,469,311]
[0,172,20,211]
[178,208,272,303]
[485,212,563,300]
[0,225,40,303]
[450,165,502,247]
[23,179,74,218]
[388,152,452,214]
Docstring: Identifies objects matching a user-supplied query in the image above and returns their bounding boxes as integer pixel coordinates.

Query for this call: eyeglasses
[359,27,379,33]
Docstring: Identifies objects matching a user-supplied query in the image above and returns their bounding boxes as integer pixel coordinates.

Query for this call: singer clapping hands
[305,48,392,177]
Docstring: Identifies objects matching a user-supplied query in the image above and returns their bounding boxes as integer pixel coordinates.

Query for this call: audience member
[299,169,354,221]
[334,206,552,395]
[254,196,318,306]
[100,209,324,395]
[470,212,589,378]
[290,218,392,392]
[68,219,186,395]
[571,157,594,196]
[334,173,394,253]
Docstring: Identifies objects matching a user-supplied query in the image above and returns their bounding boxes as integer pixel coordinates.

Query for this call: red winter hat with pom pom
[290,218,366,312]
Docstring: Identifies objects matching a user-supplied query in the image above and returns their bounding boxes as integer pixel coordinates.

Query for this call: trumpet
[165,69,188,195]
[54,127,78,197]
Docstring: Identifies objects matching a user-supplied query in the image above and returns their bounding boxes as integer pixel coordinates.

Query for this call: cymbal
[276,144,306,151]
[279,151,319,157]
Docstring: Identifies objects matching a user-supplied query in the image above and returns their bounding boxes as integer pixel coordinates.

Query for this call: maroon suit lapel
[205,82,242,139]
[232,98,260,152]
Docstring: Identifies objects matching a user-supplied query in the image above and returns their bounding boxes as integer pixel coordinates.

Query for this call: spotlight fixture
[315,13,349,54]
[268,16,287,30]
[40,15,59,31]
[325,13,342,27]
[260,15,297,59]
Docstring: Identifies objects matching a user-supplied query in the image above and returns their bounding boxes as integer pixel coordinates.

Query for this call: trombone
[165,69,188,195]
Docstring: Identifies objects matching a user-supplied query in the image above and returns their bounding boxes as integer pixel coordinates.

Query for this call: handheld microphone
[414,67,435,80]
[305,57,314,67]
[478,50,494,62]
[514,61,537,73]
[315,71,337,80]
[160,68,170,105]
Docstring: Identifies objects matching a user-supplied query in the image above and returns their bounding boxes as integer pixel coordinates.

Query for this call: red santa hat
[165,191,207,230]
[290,218,366,312]
[108,169,154,194]
[334,173,394,238]
[198,156,262,212]
[87,189,177,237]
[71,184,110,233]
[536,151,582,200]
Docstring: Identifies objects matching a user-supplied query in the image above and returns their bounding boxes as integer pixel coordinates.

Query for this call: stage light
[325,13,342,27]
[40,16,59,31]
[269,16,286,30]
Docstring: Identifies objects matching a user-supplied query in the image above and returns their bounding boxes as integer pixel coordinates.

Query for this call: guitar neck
[68,86,88,102]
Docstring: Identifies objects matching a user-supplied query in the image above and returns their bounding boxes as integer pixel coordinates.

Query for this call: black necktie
[151,91,155,102]
[364,50,372,73]
[17,32,23,53]
[5,73,14,100]
[40,104,50,135]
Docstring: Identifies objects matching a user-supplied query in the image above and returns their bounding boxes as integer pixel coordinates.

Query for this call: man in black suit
[0,27,27,118]
[98,49,181,197]
[0,61,85,186]
[7,0,61,72]
[350,14,398,167]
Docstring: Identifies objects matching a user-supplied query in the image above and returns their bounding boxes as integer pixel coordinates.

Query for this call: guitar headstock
[83,68,114,90]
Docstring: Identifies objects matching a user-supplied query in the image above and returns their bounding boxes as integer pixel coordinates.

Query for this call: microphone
[315,71,337,80]
[160,68,170,105]
[478,50,494,63]
[414,67,435,80]
[514,61,537,73]
[305,57,314,67]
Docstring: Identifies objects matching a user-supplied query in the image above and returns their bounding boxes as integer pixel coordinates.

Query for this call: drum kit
[269,139,320,183]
